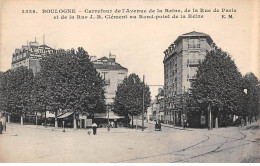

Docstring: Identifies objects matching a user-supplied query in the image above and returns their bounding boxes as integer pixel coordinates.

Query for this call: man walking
[92,122,97,135]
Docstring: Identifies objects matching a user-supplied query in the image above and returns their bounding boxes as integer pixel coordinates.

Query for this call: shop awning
[58,112,74,119]
[95,112,124,119]
[46,111,55,118]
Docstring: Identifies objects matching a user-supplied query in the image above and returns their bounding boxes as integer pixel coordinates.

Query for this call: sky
[0,0,259,99]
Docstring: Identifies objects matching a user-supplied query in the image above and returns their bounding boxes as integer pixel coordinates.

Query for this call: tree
[0,72,7,113]
[0,67,34,125]
[36,47,106,128]
[114,73,151,128]
[243,72,260,123]
[190,49,245,128]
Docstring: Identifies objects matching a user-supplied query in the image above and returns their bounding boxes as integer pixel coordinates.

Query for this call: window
[188,39,200,48]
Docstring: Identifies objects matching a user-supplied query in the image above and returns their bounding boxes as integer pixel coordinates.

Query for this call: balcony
[187,59,201,66]
[188,44,200,49]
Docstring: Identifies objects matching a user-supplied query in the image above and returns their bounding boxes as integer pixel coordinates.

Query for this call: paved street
[0,121,259,163]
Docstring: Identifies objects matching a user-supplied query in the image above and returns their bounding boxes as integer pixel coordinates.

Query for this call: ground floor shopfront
[156,109,184,126]
[1,111,126,129]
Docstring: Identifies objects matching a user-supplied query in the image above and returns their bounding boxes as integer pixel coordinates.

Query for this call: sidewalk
[147,120,193,131]
[3,122,150,134]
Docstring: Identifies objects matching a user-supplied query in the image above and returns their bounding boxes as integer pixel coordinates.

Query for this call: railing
[187,59,201,65]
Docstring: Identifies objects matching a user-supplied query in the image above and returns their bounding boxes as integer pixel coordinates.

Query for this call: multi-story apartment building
[11,40,55,74]
[163,31,214,126]
[146,101,154,121]
[91,53,128,119]
[92,53,128,104]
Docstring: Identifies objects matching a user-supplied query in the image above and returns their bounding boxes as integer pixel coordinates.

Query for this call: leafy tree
[190,49,245,128]
[114,73,151,128]
[243,72,260,122]
[0,72,8,117]
[0,67,34,124]
[32,72,53,126]
[36,47,106,128]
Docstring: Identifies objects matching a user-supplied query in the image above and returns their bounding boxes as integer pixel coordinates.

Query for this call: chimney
[90,55,97,62]
[109,52,116,62]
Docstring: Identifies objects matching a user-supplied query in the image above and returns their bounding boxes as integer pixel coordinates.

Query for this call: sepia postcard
[0,0,259,163]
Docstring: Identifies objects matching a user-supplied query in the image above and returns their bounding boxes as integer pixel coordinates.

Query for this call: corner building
[91,53,128,120]
[11,41,55,74]
[163,31,214,126]
[92,53,128,104]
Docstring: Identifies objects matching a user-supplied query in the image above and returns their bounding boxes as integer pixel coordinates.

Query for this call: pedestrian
[184,119,187,129]
[115,120,118,128]
[241,118,245,127]
[92,122,97,135]
[111,121,115,128]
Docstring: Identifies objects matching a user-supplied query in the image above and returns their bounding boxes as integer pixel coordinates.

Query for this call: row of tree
[0,48,106,128]
[188,48,259,128]
[0,47,152,129]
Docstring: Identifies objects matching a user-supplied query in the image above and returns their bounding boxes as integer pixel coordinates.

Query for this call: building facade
[91,53,128,119]
[163,31,214,126]
[92,53,128,104]
[11,40,55,74]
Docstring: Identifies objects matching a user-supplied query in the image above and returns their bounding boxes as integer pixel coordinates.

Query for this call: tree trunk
[208,105,212,130]
[173,111,176,126]
[136,116,138,129]
[55,111,58,128]
[8,114,10,123]
[73,112,77,130]
[215,117,218,128]
[36,115,38,126]
[21,116,23,125]
[131,114,134,129]
[44,109,47,128]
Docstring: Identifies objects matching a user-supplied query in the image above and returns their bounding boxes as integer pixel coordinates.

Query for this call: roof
[94,56,114,62]
[174,31,213,44]
[39,44,54,49]
[94,64,128,70]
[58,112,74,118]
[182,31,210,36]
[93,56,128,71]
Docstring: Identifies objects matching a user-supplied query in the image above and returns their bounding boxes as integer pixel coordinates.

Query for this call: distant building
[146,102,153,121]
[156,88,165,122]
[92,53,128,120]
[11,39,55,74]
[163,31,215,126]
